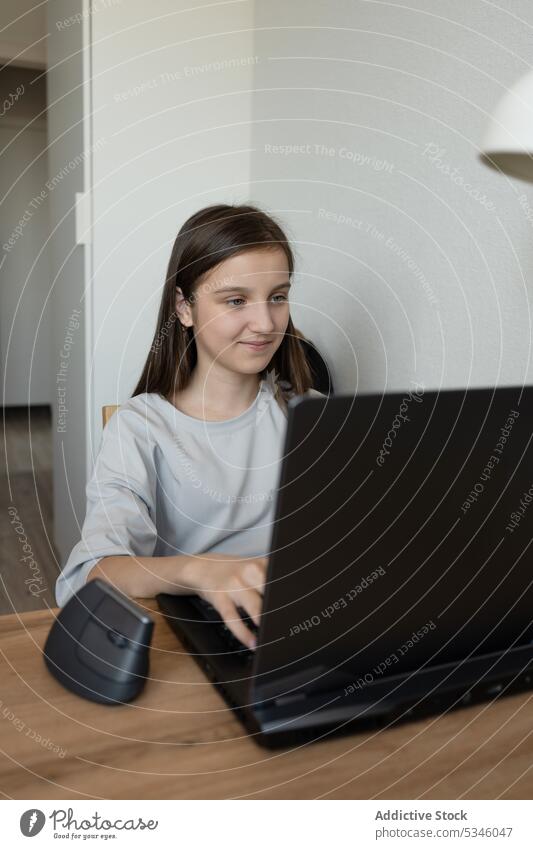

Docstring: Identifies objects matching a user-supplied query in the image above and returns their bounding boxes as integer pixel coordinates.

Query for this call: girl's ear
[175,286,193,328]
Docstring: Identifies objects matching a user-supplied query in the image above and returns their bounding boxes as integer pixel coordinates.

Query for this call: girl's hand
[187,554,268,649]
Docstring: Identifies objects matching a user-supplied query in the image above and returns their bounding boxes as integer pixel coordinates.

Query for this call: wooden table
[0,601,532,799]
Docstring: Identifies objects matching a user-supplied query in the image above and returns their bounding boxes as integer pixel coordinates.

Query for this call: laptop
[157,384,533,748]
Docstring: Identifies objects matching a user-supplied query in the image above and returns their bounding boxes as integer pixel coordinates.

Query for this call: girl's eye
[225,294,288,308]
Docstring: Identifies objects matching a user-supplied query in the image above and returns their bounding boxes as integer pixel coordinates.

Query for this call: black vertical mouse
[44,578,154,704]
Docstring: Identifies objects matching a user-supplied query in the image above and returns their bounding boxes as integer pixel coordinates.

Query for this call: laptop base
[157,593,533,749]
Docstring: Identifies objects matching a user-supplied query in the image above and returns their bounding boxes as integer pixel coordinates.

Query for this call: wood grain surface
[0,601,532,800]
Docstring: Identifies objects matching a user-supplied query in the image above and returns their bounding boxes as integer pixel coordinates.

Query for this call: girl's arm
[87,552,267,649]
[55,406,160,609]
[86,553,200,599]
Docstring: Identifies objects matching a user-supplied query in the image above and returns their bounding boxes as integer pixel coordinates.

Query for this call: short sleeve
[55,408,158,607]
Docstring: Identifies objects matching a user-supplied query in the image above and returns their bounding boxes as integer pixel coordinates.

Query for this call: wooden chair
[102,405,119,427]
[101,331,333,428]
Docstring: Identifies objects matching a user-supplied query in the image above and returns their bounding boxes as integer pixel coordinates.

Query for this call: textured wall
[250,0,533,393]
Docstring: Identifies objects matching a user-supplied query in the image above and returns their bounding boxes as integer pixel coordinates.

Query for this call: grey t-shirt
[55,377,324,606]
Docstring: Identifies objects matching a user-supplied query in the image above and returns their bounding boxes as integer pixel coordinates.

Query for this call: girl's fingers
[231,587,262,628]
[242,559,268,593]
[218,599,257,650]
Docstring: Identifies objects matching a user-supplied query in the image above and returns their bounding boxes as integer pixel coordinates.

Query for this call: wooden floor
[1,406,60,614]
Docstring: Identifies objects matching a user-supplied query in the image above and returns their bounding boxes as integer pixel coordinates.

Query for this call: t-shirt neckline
[153,379,270,433]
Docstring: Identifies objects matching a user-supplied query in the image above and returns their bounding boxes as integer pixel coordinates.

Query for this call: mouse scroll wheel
[106,628,129,648]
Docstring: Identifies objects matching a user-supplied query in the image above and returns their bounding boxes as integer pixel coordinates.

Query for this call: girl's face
[176,247,291,377]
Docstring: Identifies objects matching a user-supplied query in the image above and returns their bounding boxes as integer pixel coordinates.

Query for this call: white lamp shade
[481,68,533,181]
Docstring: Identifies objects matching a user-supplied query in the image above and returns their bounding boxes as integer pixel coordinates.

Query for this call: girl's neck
[171,366,262,421]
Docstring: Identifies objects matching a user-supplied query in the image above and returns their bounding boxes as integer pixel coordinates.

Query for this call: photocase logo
[256,366,288,423]
[20,809,45,836]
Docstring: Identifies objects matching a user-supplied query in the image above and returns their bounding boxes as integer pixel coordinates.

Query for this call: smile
[239,340,272,350]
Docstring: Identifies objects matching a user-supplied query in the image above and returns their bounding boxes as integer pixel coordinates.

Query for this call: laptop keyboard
[188,595,259,658]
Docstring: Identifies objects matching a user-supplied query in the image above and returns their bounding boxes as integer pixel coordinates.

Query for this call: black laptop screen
[253,386,533,699]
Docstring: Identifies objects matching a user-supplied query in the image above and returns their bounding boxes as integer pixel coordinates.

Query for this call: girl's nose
[247,301,276,332]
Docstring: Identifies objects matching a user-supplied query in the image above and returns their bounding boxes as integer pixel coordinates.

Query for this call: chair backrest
[102,405,119,427]
[100,330,333,426]
[294,329,334,396]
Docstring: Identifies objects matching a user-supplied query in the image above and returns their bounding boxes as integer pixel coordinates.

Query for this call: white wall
[0,0,47,68]
[89,0,255,461]
[250,0,533,394]
[0,67,51,406]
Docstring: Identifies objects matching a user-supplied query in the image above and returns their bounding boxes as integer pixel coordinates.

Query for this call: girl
[55,204,324,649]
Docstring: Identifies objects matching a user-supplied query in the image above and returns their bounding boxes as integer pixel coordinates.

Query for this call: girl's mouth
[239,340,272,350]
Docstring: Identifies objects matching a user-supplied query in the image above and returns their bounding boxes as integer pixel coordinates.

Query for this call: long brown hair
[132,204,312,405]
